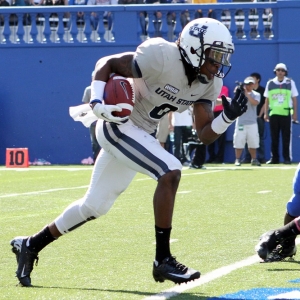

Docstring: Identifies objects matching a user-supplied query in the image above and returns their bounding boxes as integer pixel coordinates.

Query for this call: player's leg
[233,124,246,166]
[256,164,300,261]
[10,151,136,286]
[97,120,200,284]
[247,123,260,166]
[281,164,300,255]
[281,115,292,163]
[268,115,280,163]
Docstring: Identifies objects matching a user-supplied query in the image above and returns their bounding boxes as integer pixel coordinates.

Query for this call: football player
[256,163,300,262]
[10,18,247,286]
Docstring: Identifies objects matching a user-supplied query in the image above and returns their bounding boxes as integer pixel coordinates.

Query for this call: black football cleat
[153,256,200,284]
[263,244,297,262]
[255,230,283,260]
[255,230,297,262]
[10,236,39,287]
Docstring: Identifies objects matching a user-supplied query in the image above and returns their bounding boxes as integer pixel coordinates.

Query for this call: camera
[235,80,245,90]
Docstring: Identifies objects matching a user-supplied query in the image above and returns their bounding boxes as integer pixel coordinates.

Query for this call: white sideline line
[0,186,89,198]
[144,239,300,300]
[0,166,297,172]
[143,255,260,300]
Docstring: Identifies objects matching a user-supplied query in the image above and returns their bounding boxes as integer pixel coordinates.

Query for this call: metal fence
[0,2,277,46]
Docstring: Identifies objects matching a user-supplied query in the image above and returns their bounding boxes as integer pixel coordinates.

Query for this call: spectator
[70,0,87,26]
[82,71,101,162]
[169,108,193,166]
[188,131,207,169]
[43,0,68,6]
[43,0,69,28]
[0,0,9,26]
[193,0,217,20]
[206,85,229,164]
[11,0,31,26]
[29,0,43,5]
[264,63,298,164]
[118,0,146,41]
[88,0,117,42]
[242,72,266,164]
[12,0,26,4]
[0,0,9,5]
[255,163,300,262]
[180,9,189,29]
[234,76,261,166]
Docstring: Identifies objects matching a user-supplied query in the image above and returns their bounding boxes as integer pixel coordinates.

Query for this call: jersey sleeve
[133,38,166,84]
[195,77,223,105]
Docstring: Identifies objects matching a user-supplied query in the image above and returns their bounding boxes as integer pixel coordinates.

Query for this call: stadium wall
[0,0,299,164]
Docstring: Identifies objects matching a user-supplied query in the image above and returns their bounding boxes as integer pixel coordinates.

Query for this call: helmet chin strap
[198,74,209,84]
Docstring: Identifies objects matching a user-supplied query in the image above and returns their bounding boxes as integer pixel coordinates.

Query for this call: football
[103,74,135,118]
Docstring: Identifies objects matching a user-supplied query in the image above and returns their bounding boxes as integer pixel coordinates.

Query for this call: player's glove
[221,88,248,121]
[92,103,129,125]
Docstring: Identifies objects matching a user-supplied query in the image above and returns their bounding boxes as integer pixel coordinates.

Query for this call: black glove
[221,88,248,121]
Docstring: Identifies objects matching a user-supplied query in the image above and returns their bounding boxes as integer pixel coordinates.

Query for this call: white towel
[69,104,98,128]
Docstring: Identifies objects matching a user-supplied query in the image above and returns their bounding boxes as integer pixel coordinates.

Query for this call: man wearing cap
[264,63,298,164]
[233,76,261,166]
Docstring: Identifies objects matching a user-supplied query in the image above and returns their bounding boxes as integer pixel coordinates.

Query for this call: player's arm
[194,87,248,145]
[193,102,219,145]
[90,52,136,124]
[292,96,298,122]
[93,52,136,83]
[264,97,269,121]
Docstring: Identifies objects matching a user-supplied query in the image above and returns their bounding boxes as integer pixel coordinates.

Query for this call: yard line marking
[144,238,300,300]
[258,190,272,194]
[0,167,93,171]
[136,170,225,181]
[0,186,89,198]
[182,170,224,176]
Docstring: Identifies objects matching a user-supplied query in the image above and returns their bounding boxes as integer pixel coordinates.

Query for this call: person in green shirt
[264,63,298,164]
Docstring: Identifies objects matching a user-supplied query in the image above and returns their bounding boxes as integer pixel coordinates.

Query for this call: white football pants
[55,119,181,234]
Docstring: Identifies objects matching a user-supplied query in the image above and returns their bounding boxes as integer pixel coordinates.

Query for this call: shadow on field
[30,286,214,299]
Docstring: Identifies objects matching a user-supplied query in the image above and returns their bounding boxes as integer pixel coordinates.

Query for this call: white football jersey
[130,37,223,134]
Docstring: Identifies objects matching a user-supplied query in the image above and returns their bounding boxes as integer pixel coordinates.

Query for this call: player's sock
[26,226,56,253]
[277,218,300,239]
[155,226,172,264]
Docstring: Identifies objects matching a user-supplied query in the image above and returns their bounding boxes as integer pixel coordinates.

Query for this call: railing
[0,2,277,46]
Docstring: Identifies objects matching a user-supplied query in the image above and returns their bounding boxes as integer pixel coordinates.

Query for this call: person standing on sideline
[10,18,248,287]
[82,71,101,162]
[169,108,193,166]
[234,76,260,166]
[242,72,266,163]
[206,85,229,163]
[264,63,298,164]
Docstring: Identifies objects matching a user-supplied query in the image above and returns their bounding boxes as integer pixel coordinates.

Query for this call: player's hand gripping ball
[103,74,135,118]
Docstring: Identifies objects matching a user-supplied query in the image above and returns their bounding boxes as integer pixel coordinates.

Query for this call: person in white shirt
[233,76,261,166]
